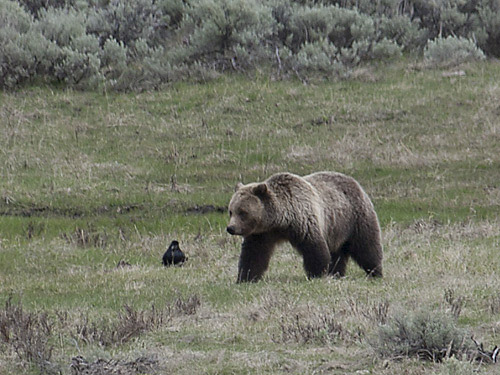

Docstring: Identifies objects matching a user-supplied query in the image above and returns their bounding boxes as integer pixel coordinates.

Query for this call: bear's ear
[235,182,244,192]
[252,183,268,197]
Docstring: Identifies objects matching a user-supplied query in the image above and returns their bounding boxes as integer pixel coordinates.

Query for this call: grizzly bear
[226,172,383,282]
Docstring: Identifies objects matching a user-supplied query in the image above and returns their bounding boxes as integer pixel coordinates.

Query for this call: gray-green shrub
[88,0,165,47]
[372,310,474,362]
[1,0,500,90]
[289,39,345,76]
[377,15,428,52]
[184,0,274,70]
[34,6,86,46]
[424,36,486,67]
[34,6,103,86]
[284,4,402,74]
[100,38,128,81]
[0,0,38,87]
[55,38,102,86]
[287,5,376,51]
[475,0,500,57]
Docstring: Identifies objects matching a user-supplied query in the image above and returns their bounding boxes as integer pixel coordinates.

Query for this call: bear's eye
[238,210,247,219]
[229,210,232,217]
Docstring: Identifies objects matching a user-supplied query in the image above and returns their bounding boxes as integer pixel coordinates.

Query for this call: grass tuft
[74,304,171,347]
[272,305,361,345]
[70,355,159,375]
[62,226,109,249]
[0,295,56,374]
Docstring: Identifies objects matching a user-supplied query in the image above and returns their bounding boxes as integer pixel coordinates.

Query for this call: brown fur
[227,172,383,282]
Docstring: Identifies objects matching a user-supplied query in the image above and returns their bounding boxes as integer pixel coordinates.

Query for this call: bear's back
[304,171,362,195]
[304,171,372,212]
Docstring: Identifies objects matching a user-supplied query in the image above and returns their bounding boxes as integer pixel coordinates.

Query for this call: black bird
[162,240,187,266]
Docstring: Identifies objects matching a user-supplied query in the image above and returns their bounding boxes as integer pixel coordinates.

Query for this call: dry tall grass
[0,61,499,374]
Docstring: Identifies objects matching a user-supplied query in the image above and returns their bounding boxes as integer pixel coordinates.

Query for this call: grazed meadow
[0,61,500,374]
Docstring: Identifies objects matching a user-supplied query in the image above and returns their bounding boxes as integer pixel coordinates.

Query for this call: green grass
[1,61,500,374]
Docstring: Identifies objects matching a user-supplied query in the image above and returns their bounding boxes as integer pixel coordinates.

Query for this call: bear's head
[227,182,269,237]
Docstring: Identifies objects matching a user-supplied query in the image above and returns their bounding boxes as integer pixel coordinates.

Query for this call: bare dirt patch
[185,205,226,214]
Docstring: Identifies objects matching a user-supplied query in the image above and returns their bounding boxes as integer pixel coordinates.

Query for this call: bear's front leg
[237,234,278,283]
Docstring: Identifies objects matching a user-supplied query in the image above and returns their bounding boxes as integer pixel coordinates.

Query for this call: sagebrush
[2,0,497,90]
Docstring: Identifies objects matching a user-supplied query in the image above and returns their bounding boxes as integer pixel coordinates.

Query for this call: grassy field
[0,61,499,374]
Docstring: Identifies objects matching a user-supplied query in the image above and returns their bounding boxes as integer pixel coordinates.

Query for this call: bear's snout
[226,226,236,235]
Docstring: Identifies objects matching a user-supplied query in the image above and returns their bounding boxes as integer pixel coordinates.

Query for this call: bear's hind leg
[328,242,350,277]
[238,234,278,282]
[349,234,383,278]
